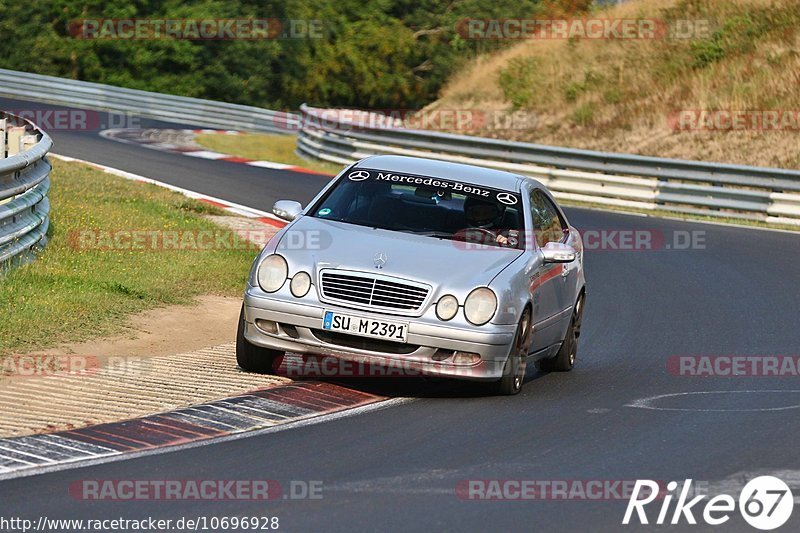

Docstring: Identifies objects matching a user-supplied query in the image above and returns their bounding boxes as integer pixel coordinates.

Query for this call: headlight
[436,295,459,321]
[464,288,497,326]
[257,254,288,293]
[290,271,312,297]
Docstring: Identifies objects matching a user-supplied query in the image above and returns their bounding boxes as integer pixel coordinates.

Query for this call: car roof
[353,155,540,193]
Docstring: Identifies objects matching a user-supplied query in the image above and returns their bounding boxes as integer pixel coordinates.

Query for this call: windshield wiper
[366,222,416,232]
[353,223,455,240]
[409,230,456,240]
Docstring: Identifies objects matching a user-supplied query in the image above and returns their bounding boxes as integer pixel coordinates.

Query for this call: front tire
[541,295,583,372]
[236,305,284,374]
[488,309,531,396]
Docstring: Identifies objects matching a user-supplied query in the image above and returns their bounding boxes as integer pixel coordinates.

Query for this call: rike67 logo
[623,477,793,530]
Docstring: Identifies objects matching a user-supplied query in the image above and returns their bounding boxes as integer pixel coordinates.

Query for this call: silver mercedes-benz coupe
[237,155,586,395]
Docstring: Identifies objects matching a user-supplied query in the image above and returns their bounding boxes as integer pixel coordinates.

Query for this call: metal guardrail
[298,104,800,226]
[0,68,298,134]
[0,111,52,270]
[2,68,798,228]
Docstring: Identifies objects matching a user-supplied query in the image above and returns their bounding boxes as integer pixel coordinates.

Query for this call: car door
[527,189,573,352]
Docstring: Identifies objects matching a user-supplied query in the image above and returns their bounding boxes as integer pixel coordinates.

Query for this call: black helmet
[464,197,505,228]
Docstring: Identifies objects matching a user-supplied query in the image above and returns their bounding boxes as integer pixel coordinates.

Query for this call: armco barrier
[297,104,800,226]
[2,69,799,227]
[0,111,52,270]
[0,68,297,134]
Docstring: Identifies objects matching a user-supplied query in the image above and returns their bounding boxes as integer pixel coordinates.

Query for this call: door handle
[561,264,569,278]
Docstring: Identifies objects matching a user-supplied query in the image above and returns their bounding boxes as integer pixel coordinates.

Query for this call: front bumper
[243,286,516,381]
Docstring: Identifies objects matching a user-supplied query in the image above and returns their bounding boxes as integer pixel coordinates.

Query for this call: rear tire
[236,305,284,374]
[541,295,583,372]
[488,309,531,396]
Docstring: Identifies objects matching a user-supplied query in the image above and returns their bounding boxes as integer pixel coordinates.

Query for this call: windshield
[310,168,525,249]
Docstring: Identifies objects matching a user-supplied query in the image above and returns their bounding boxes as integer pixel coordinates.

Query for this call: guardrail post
[0,118,6,159]
[6,126,25,157]
[21,134,38,152]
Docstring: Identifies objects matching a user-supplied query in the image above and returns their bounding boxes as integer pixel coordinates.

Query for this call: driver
[463,197,514,246]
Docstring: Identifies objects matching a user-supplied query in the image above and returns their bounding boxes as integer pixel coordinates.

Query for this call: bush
[0,0,549,110]
[572,103,594,126]
[498,57,540,109]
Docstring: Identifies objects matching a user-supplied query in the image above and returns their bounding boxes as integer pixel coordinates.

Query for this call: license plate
[322,311,408,343]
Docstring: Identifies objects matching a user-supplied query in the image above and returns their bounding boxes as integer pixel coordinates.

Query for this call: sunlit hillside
[426,0,800,168]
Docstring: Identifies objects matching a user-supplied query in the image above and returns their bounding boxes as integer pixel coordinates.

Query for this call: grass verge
[194,133,343,176]
[0,158,258,355]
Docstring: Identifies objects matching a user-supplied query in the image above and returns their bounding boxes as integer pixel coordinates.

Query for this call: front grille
[320,271,429,312]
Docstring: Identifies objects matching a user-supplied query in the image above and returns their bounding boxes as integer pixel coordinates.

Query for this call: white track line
[0,397,413,481]
[626,390,800,412]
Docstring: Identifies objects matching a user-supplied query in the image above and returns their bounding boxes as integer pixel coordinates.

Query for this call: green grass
[194,133,344,176]
[0,159,258,355]
[497,57,539,110]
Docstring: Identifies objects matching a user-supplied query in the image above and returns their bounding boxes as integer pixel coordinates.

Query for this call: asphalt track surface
[2,97,800,532]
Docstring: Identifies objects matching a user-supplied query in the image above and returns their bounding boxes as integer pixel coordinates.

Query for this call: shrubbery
[0,0,549,110]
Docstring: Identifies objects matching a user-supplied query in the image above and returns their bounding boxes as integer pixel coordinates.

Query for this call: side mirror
[272,200,303,222]
[541,242,577,264]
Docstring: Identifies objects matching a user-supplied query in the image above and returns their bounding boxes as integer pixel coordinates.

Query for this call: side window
[530,190,566,247]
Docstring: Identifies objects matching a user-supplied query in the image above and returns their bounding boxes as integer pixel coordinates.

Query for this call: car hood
[276,216,524,293]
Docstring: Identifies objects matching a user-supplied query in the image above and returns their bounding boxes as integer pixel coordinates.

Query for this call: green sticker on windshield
[318,208,332,216]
